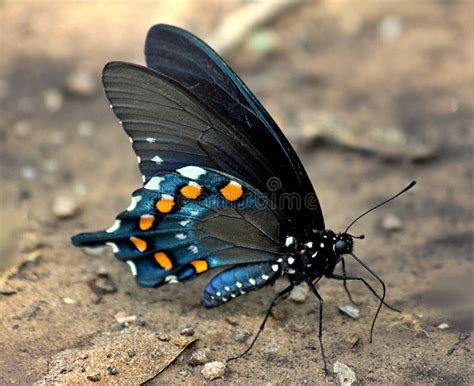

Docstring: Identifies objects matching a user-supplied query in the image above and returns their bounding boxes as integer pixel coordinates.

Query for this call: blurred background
[1,1,472,384]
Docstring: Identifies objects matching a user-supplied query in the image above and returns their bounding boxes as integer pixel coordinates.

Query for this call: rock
[382,213,403,231]
[157,332,171,342]
[232,327,251,343]
[114,312,137,324]
[20,166,36,181]
[345,333,360,348]
[263,344,278,354]
[338,305,360,319]
[85,372,101,382]
[63,297,76,305]
[43,88,63,113]
[289,284,309,303]
[379,15,403,43]
[52,195,80,219]
[201,361,226,381]
[180,327,195,336]
[437,323,450,330]
[106,366,118,375]
[333,361,357,386]
[189,348,210,366]
[65,68,97,97]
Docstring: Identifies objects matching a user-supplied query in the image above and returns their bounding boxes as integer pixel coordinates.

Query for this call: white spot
[137,156,141,163]
[285,236,294,247]
[188,181,201,188]
[236,281,243,288]
[211,295,215,299]
[119,120,122,125]
[305,241,313,248]
[109,104,113,108]
[224,286,230,292]
[261,274,270,281]
[228,180,241,188]
[287,257,295,265]
[151,155,163,165]
[306,263,312,268]
[175,233,187,240]
[222,297,228,302]
[144,176,165,191]
[165,275,178,284]
[179,219,191,227]
[106,219,121,233]
[249,278,256,286]
[216,291,221,297]
[177,166,206,180]
[277,258,283,263]
[126,260,137,276]
[288,269,296,274]
[323,235,328,239]
[190,210,199,216]
[312,251,318,258]
[271,264,279,272]
[146,137,157,143]
[333,237,336,241]
[320,242,325,248]
[231,293,237,298]
[188,245,199,254]
[142,175,146,182]
[240,291,246,295]
[127,195,142,211]
[106,242,119,253]
[128,137,133,143]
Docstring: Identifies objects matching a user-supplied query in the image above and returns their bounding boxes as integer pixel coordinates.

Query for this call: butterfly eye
[335,240,347,252]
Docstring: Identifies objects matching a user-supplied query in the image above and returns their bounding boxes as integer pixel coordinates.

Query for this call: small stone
[437,323,450,330]
[270,307,287,321]
[52,195,80,219]
[0,284,17,296]
[65,68,97,97]
[225,317,239,326]
[189,348,210,366]
[232,327,251,343]
[334,361,357,386]
[86,373,101,382]
[20,166,36,181]
[63,297,76,305]
[345,333,360,348]
[291,322,313,334]
[114,312,137,324]
[289,284,309,303]
[180,327,195,336]
[106,366,118,375]
[201,361,226,381]
[127,348,137,357]
[77,120,95,137]
[43,88,63,113]
[338,305,360,319]
[263,344,278,355]
[173,337,191,347]
[379,15,403,43]
[382,213,403,231]
[157,332,171,342]
[13,120,31,138]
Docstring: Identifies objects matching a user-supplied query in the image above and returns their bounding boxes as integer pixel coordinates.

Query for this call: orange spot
[130,236,147,252]
[139,214,155,230]
[180,183,201,200]
[190,259,208,274]
[156,195,175,213]
[154,251,173,270]
[220,181,243,202]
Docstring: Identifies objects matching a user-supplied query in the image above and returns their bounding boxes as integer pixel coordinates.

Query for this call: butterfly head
[334,232,355,255]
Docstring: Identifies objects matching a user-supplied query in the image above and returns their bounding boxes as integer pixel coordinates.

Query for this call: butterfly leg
[226,284,294,362]
[330,273,401,313]
[340,257,361,306]
[308,282,328,375]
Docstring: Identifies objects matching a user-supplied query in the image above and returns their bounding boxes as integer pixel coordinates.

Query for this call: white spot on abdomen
[106,219,121,233]
[127,195,142,211]
[126,260,137,276]
[106,242,119,253]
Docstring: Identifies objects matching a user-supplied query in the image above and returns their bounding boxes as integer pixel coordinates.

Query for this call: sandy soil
[1,1,472,384]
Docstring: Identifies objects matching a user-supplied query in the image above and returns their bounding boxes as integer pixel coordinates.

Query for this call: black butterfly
[72,24,415,373]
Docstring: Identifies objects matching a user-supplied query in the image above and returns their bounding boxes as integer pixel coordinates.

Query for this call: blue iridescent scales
[72,166,284,307]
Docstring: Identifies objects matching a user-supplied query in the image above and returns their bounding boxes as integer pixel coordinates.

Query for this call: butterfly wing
[72,168,285,295]
[144,24,324,231]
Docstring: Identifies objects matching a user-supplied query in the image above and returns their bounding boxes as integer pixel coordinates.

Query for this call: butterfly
[71,24,415,373]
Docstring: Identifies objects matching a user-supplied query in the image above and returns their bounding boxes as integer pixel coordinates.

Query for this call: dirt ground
[1,1,472,384]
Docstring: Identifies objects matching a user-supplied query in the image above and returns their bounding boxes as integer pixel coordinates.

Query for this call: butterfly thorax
[281,230,354,285]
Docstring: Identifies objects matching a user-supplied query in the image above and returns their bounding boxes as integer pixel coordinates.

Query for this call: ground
[0,1,472,384]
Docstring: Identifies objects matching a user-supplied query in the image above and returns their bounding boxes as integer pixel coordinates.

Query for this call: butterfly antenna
[350,252,385,342]
[344,181,416,233]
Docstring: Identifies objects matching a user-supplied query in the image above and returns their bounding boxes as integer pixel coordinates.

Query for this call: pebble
[43,88,63,113]
[270,307,287,321]
[345,333,360,348]
[114,312,137,324]
[338,305,360,320]
[333,361,357,386]
[437,323,450,330]
[65,68,97,97]
[201,361,226,381]
[62,297,76,305]
[52,195,80,219]
[232,327,251,343]
[127,348,137,357]
[263,344,278,355]
[379,15,403,43]
[106,366,118,375]
[189,348,210,366]
[20,166,36,181]
[180,327,195,336]
[13,120,31,138]
[157,332,171,342]
[382,213,403,231]
[86,373,101,382]
[289,284,308,303]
